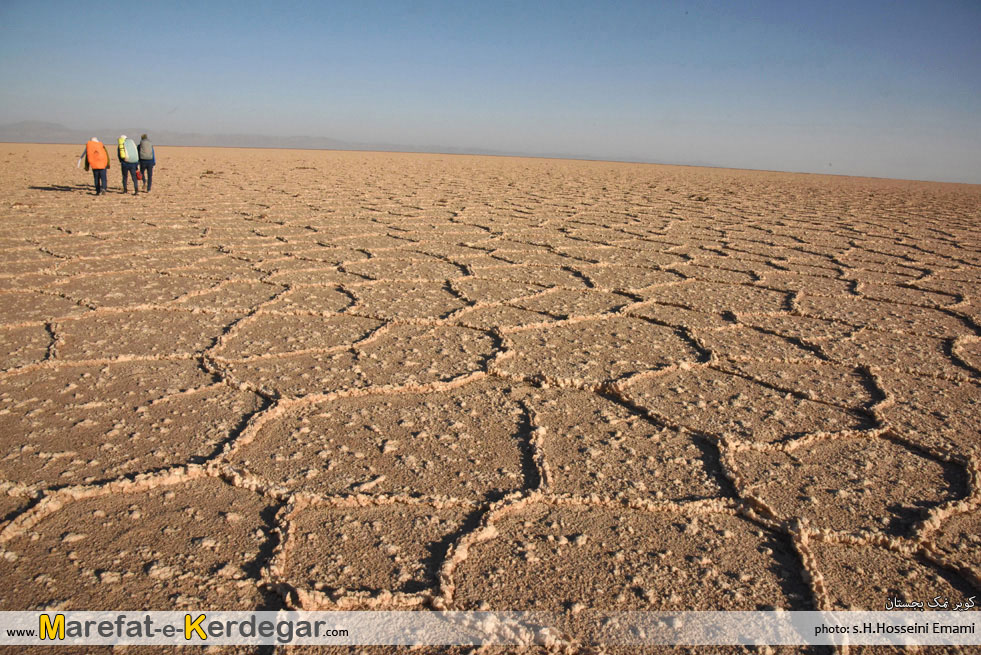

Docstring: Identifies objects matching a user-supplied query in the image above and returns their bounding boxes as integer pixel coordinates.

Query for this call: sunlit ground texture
[0,144,979,653]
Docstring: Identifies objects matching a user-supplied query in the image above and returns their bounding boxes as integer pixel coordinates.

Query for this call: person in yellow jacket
[79,138,110,195]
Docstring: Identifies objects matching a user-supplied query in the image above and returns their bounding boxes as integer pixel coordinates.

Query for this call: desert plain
[0,143,980,651]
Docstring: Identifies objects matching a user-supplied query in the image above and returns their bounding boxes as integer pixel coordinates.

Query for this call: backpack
[86,141,108,170]
[138,139,153,161]
[119,137,139,163]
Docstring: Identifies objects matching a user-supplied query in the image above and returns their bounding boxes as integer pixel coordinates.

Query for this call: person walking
[138,134,155,192]
[117,135,140,195]
[80,137,110,195]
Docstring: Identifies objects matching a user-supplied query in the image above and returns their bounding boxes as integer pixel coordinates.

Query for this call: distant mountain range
[0,120,524,158]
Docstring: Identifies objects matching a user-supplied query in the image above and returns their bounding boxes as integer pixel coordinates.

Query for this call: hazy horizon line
[3,120,977,187]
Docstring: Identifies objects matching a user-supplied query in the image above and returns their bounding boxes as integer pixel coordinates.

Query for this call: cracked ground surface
[0,144,980,652]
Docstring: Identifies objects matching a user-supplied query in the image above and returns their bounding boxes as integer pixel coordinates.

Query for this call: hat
[90,137,100,142]
[120,135,127,140]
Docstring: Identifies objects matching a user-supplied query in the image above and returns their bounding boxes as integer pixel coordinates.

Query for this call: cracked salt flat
[0,145,979,651]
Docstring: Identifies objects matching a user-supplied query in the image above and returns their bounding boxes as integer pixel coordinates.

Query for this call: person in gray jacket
[138,134,156,192]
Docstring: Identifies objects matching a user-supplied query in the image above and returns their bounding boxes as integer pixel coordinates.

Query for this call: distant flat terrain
[1,144,979,630]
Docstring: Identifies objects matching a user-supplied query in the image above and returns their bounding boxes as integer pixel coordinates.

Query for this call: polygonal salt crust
[670,264,758,284]
[399,228,491,245]
[737,314,856,342]
[286,504,474,595]
[558,246,686,268]
[219,315,383,359]
[916,276,979,300]
[953,300,981,326]
[39,239,154,259]
[838,248,916,268]
[528,388,722,500]
[578,265,683,290]
[0,478,278,610]
[756,272,854,296]
[796,295,970,337]
[511,289,633,318]
[226,353,364,397]
[408,243,496,262]
[351,247,438,261]
[0,290,89,323]
[50,271,215,308]
[694,326,822,363]
[0,258,60,276]
[350,281,468,320]
[175,280,287,311]
[267,268,369,286]
[488,250,580,268]
[55,309,239,359]
[451,505,807,612]
[641,281,789,315]
[255,257,337,274]
[332,235,415,251]
[232,379,526,498]
[259,285,354,314]
[820,332,966,379]
[54,250,212,276]
[624,368,872,444]
[768,262,840,278]
[0,364,263,488]
[0,325,50,368]
[215,246,293,263]
[342,258,464,281]
[228,325,496,397]
[287,247,372,265]
[177,255,267,280]
[765,252,838,270]
[453,305,556,331]
[958,339,981,372]
[922,267,981,285]
[721,361,876,408]
[807,540,975,611]
[876,374,981,455]
[728,437,961,534]
[449,278,548,304]
[0,272,59,292]
[471,238,541,252]
[251,227,315,242]
[626,302,733,330]
[929,510,981,577]
[448,253,508,270]
[352,325,497,387]
[0,493,31,529]
[841,268,924,287]
[565,227,633,244]
[497,316,699,386]
[35,221,115,237]
[859,283,961,307]
[473,266,589,289]
[311,222,388,239]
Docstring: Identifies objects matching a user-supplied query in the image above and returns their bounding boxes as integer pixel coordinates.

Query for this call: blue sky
[1,1,979,182]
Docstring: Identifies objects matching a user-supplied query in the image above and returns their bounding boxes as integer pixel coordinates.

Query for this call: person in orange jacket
[79,138,110,195]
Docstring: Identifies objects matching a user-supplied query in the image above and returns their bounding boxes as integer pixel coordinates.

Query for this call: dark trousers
[121,162,139,192]
[139,161,154,190]
[92,168,107,194]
